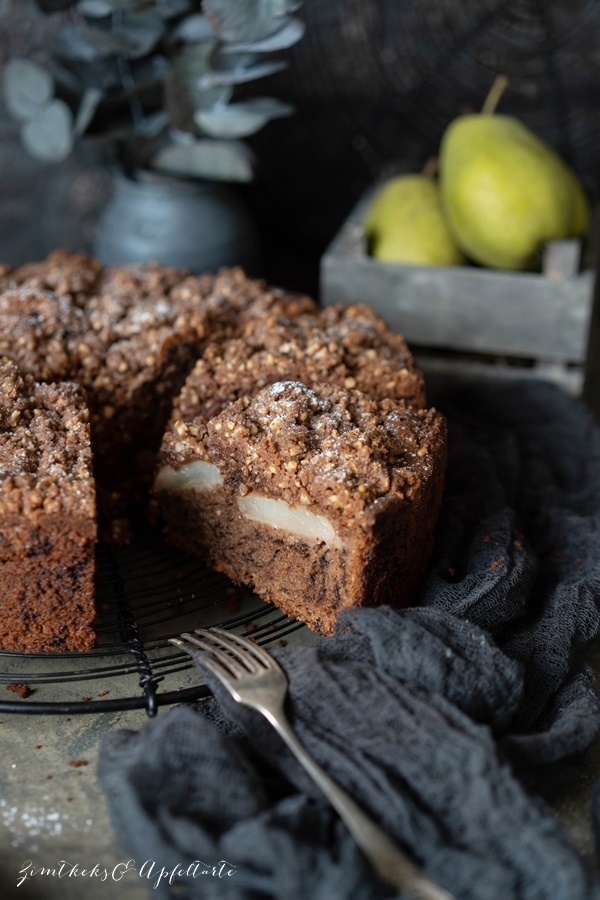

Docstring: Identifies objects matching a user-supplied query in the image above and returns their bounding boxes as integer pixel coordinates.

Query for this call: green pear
[364,174,466,267]
[439,114,590,270]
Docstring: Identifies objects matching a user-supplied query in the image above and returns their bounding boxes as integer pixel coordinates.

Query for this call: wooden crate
[320,196,599,398]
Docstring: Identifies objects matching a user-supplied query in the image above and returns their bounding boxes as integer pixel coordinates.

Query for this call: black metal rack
[0,526,305,716]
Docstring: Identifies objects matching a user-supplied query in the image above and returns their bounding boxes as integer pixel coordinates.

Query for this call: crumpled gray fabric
[98,381,600,900]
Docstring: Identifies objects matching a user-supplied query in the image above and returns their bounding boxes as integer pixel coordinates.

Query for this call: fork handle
[260,704,454,900]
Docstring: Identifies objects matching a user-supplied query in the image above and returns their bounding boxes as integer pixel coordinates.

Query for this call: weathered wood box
[320,195,599,397]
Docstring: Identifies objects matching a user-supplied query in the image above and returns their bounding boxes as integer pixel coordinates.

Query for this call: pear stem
[481,75,509,115]
[421,156,438,177]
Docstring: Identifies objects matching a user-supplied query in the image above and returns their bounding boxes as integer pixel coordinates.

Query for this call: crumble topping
[97,261,190,304]
[170,267,317,341]
[10,250,102,304]
[170,302,425,425]
[0,289,101,383]
[0,358,95,520]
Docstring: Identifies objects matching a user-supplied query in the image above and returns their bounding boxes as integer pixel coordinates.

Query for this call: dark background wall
[1,0,600,295]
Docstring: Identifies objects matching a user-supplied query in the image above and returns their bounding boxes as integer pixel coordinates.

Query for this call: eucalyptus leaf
[203,0,290,44]
[3,59,54,122]
[21,100,74,163]
[73,86,103,137]
[153,139,254,181]
[223,17,305,53]
[81,13,164,60]
[58,21,103,61]
[168,127,198,145]
[81,25,139,58]
[197,59,286,91]
[195,97,293,138]
[172,14,215,43]
[122,12,167,59]
[266,0,304,14]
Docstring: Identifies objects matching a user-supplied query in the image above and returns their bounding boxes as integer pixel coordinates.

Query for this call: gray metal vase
[94,172,260,274]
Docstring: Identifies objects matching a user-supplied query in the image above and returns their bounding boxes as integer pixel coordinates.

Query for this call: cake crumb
[6,684,31,698]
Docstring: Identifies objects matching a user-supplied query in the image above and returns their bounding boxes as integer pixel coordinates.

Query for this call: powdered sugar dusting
[0,797,94,849]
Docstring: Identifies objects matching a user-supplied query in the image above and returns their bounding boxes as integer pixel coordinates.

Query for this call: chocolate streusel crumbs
[0,358,95,520]
[170,302,425,426]
[0,289,100,384]
[10,250,102,305]
[96,261,191,305]
[170,267,317,342]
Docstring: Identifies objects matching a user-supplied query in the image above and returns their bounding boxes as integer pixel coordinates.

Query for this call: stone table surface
[0,623,312,900]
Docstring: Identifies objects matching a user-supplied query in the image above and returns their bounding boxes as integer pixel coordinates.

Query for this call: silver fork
[170,627,454,900]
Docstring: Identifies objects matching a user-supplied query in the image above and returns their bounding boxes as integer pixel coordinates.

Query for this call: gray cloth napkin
[98,381,600,899]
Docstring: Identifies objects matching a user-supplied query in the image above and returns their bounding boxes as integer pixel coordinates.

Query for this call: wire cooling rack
[0,526,305,717]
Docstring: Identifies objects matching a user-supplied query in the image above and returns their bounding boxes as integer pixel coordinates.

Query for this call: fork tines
[170,626,280,676]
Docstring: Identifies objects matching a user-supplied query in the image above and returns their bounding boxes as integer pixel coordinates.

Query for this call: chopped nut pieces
[168,302,425,429]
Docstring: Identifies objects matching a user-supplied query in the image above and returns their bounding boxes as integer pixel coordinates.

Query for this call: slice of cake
[80,264,212,540]
[0,358,97,652]
[84,264,210,470]
[154,381,446,634]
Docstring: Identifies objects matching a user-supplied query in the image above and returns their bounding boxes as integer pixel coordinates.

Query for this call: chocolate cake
[0,249,447,649]
[154,381,447,634]
[0,358,96,652]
